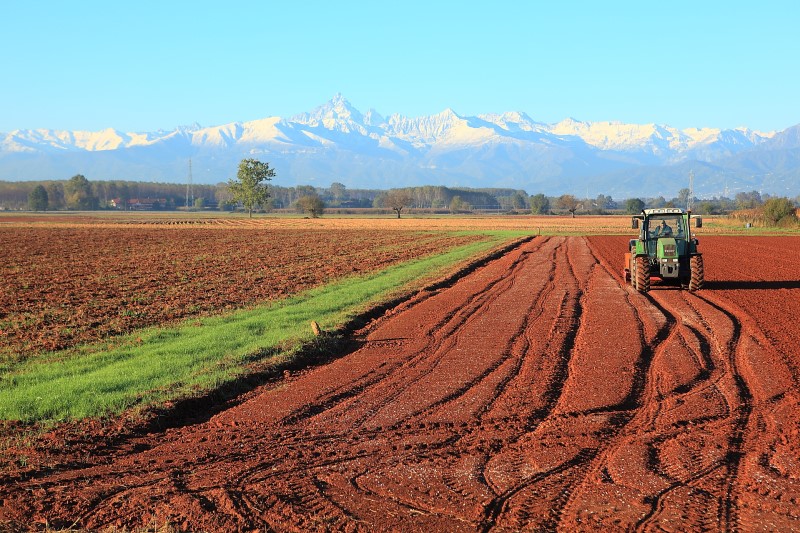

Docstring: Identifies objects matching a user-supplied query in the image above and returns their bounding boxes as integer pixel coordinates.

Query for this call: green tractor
[624,207,704,292]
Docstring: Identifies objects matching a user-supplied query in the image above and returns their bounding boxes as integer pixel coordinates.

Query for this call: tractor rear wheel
[635,255,650,292]
[689,255,704,291]
[629,254,636,287]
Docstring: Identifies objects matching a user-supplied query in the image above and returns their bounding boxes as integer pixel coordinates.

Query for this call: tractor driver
[656,219,672,237]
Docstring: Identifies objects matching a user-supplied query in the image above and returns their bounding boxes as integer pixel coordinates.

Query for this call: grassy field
[1,228,523,423]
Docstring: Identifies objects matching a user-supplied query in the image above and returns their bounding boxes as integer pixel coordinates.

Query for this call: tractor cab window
[648,215,685,239]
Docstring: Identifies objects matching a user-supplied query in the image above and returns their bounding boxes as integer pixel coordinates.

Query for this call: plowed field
[2,235,800,531]
[0,227,483,358]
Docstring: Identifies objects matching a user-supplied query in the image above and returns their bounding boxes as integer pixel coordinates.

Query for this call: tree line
[1,176,219,211]
[3,168,798,224]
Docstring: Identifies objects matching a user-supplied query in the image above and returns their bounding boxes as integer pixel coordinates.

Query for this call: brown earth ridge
[2,235,800,531]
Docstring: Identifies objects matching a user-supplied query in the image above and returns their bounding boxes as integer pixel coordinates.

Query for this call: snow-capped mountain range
[2,94,798,198]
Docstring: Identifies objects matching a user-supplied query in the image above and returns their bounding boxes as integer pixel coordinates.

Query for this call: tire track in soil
[476,237,596,530]
[628,287,799,532]
[503,238,673,532]
[294,236,557,432]
[688,292,800,531]
[581,240,747,531]
[618,289,750,532]
[315,236,583,529]
[219,236,553,432]
[585,236,800,532]
[3,236,800,531]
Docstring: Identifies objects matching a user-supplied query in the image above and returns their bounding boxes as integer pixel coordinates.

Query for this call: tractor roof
[642,207,685,216]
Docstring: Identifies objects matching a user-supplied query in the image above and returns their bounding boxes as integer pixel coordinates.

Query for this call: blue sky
[2,1,798,133]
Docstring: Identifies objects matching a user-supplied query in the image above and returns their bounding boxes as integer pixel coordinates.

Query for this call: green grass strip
[0,232,524,423]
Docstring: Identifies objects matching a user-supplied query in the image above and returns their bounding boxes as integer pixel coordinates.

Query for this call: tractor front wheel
[689,255,704,291]
[635,255,650,292]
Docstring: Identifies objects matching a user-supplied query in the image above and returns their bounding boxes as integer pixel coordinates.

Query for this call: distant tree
[92,181,115,208]
[696,201,719,215]
[595,194,614,212]
[735,190,762,210]
[510,192,526,210]
[262,197,278,212]
[215,183,234,211]
[385,189,414,218]
[585,193,612,214]
[228,159,275,217]
[676,188,691,209]
[762,197,798,226]
[649,196,666,209]
[45,182,65,210]
[103,181,119,206]
[625,198,646,214]
[28,185,48,211]
[449,195,465,213]
[296,194,325,217]
[329,182,347,205]
[294,185,316,197]
[64,174,98,210]
[529,193,550,215]
[194,197,205,209]
[115,183,131,210]
[717,197,736,213]
[557,194,580,217]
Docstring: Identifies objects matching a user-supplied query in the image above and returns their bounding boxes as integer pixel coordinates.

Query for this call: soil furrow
[3,235,800,531]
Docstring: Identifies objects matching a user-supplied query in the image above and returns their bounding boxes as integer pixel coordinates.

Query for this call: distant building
[110,198,168,210]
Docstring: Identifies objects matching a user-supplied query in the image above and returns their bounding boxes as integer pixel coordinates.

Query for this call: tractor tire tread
[689,255,704,291]
[635,255,650,292]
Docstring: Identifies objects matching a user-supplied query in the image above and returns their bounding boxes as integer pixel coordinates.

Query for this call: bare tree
[385,189,413,218]
[557,194,581,218]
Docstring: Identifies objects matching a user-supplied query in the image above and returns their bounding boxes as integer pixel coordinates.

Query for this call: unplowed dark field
[2,235,800,531]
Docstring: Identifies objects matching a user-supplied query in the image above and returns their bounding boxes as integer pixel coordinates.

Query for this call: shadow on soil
[705,280,800,290]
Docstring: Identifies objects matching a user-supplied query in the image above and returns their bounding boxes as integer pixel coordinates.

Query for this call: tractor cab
[640,212,689,259]
[646,214,684,239]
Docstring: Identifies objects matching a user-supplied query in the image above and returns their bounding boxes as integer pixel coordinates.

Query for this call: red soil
[0,227,482,358]
[2,235,800,531]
